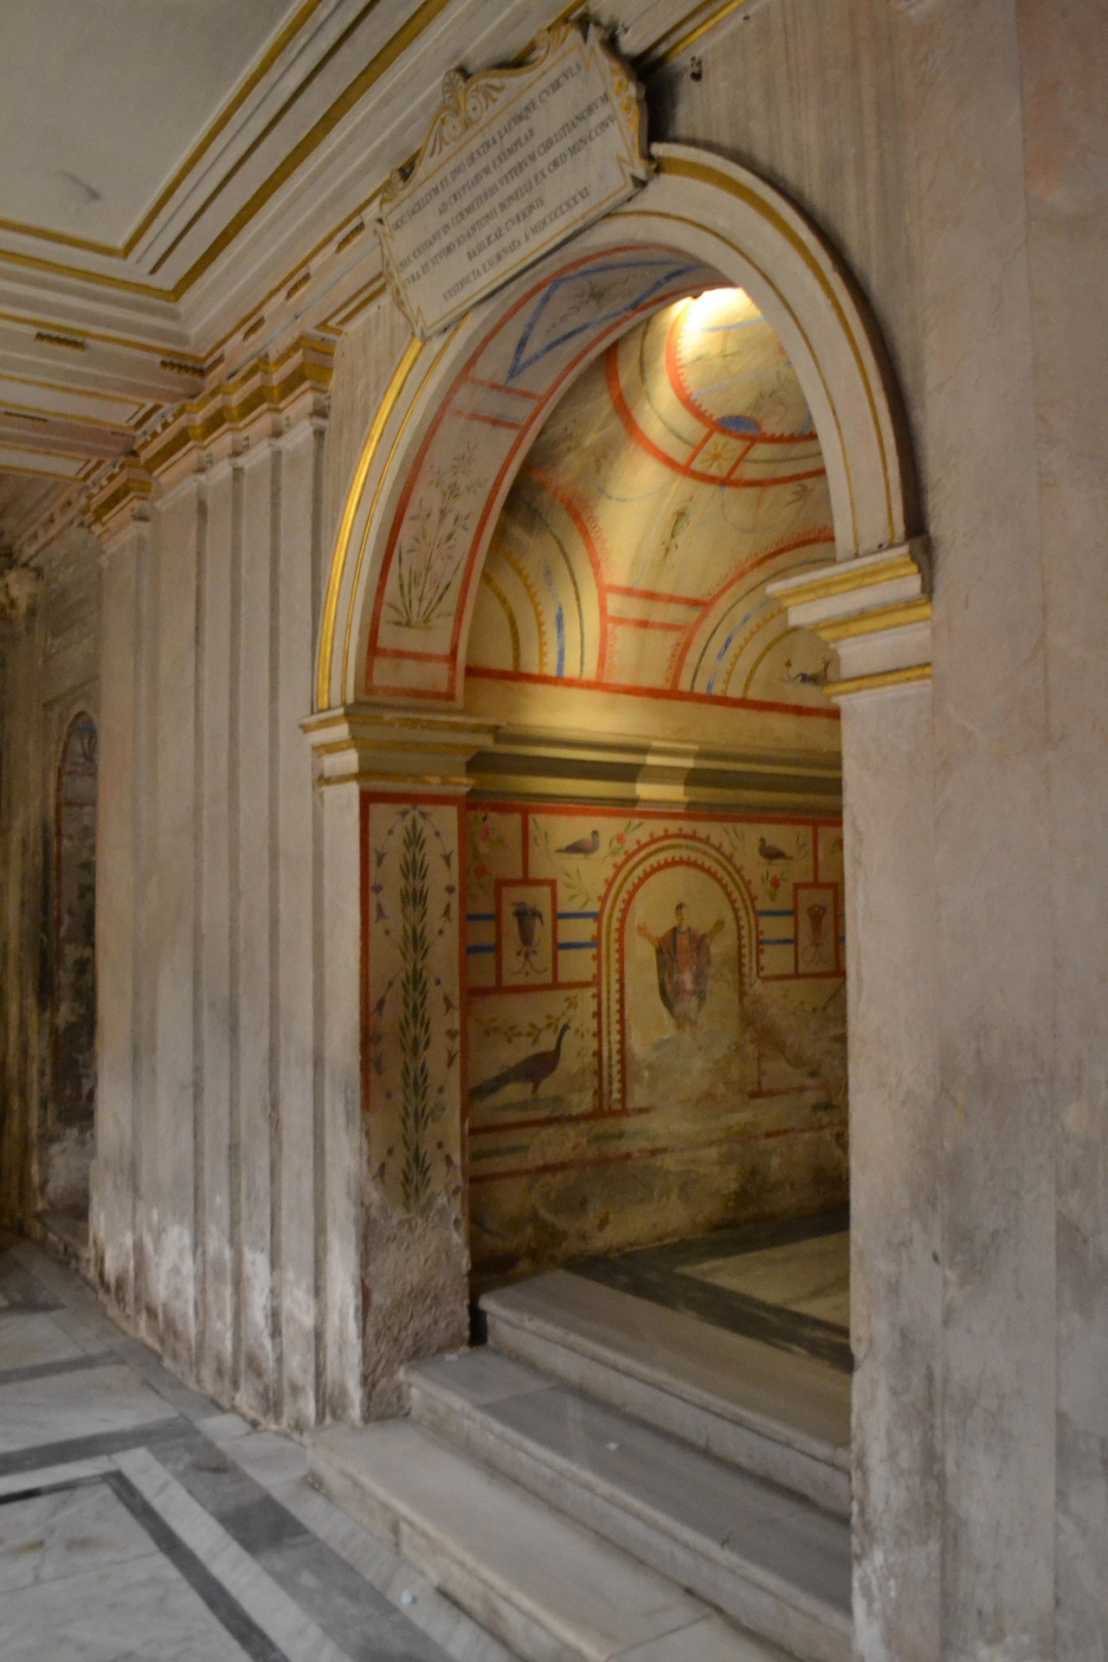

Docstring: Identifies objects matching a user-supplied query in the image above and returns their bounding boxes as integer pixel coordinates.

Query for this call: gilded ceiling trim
[0,0,326,260]
[165,0,458,293]
[817,597,932,642]
[0,371,144,409]
[644,0,752,67]
[824,663,932,700]
[125,0,328,256]
[137,338,334,477]
[0,437,102,464]
[0,0,746,339]
[0,309,202,365]
[202,0,746,354]
[0,247,174,303]
[0,460,81,481]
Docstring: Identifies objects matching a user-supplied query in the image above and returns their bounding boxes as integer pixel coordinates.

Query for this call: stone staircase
[310,1269,852,1662]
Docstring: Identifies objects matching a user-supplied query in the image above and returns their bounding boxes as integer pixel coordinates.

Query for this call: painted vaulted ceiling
[468,290,839,720]
[0,0,743,553]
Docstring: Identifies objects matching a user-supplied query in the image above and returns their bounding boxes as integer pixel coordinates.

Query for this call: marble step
[310,1419,797,1662]
[405,1349,851,1662]
[480,1271,850,1518]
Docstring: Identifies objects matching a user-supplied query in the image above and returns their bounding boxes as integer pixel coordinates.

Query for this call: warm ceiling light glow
[683,286,755,335]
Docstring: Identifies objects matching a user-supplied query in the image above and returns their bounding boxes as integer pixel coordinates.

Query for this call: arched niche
[45,709,98,1220]
[595,834,759,1115]
[316,143,916,715]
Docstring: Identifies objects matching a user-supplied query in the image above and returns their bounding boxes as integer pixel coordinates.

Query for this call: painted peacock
[469,1023,570,1103]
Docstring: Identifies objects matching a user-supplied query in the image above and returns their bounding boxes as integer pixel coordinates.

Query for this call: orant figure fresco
[637,902,724,1030]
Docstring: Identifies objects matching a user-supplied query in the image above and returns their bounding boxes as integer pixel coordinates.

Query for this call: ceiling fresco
[467,288,838,712]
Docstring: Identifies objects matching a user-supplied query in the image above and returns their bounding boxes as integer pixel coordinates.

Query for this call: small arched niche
[44,710,98,1231]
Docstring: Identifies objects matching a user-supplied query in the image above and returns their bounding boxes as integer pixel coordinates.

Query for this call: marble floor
[0,1235,513,1662]
[571,1211,851,1373]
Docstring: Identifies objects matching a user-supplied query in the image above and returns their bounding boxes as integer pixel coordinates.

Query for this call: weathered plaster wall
[9,7,1098,1651]
[91,408,339,1431]
[0,526,99,1234]
[640,1,1107,1655]
[462,799,847,1284]
[1020,5,1108,1650]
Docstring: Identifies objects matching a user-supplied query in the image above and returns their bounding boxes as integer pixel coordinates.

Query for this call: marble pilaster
[90,496,150,1321]
[304,708,497,1417]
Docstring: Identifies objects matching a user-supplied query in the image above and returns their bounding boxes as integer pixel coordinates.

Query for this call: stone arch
[316,143,917,713]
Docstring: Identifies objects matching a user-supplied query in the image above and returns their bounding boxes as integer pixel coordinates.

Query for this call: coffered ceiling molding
[0,0,294,252]
[0,0,756,550]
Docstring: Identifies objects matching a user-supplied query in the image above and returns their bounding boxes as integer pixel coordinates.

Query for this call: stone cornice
[87,461,155,549]
[86,334,333,543]
[138,336,333,487]
[766,540,932,703]
[302,705,499,793]
[303,705,843,813]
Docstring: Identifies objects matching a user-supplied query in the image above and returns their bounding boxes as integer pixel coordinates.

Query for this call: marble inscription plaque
[377,23,650,337]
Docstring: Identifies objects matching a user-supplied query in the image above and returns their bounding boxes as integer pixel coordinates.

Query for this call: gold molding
[208,2,586,360]
[0,217,118,261]
[0,0,755,335]
[3,247,173,303]
[817,597,931,642]
[824,663,932,700]
[315,333,424,709]
[0,0,326,262]
[88,463,154,535]
[163,0,457,292]
[321,279,388,335]
[0,461,79,482]
[139,337,333,478]
[0,371,141,410]
[645,0,751,67]
[5,311,203,365]
[0,436,100,464]
[0,397,134,435]
[772,554,920,608]
[126,0,328,257]
[0,0,593,341]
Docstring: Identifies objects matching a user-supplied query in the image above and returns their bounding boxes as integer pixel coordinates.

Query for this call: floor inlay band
[570,1210,852,1373]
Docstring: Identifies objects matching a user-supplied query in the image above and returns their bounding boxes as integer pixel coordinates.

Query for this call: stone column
[89,468,153,1318]
[88,339,333,1424]
[770,548,942,1662]
[303,708,496,1417]
[0,558,46,1232]
[193,439,241,1400]
[235,434,280,1417]
[147,461,205,1369]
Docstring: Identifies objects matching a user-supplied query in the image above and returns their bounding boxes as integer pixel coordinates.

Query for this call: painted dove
[758,835,791,862]
[556,829,600,855]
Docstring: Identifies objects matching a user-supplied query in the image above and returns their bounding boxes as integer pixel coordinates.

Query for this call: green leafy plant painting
[387,444,477,631]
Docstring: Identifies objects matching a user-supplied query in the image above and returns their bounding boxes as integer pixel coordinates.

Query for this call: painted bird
[758,835,791,862]
[469,1024,570,1103]
[556,829,600,855]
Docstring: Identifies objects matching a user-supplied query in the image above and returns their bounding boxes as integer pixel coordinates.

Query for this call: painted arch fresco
[455,291,848,1283]
[468,287,836,707]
